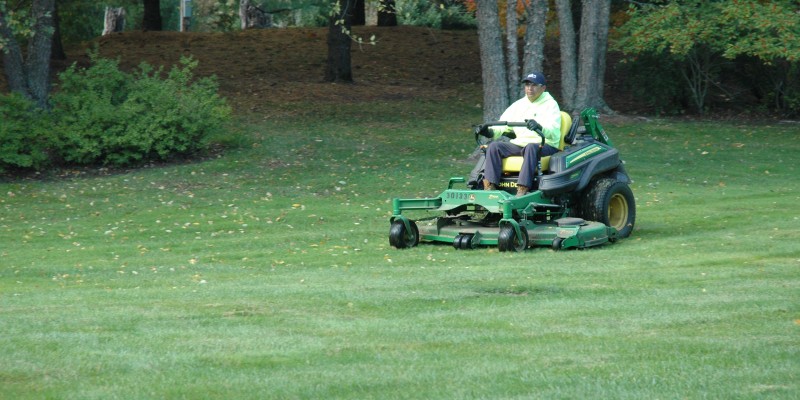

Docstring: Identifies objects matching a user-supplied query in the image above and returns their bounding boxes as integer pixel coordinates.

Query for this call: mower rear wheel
[389,220,419,249]
[498,225,528,252]
[581,178,636,238]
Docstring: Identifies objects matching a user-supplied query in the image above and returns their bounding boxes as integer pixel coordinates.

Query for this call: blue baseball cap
[522,72,546,86]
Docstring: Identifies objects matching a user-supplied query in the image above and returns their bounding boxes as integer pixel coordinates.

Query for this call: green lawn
[1,98,798,399]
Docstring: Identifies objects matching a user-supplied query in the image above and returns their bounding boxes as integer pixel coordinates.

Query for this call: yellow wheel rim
[608,193,629,231]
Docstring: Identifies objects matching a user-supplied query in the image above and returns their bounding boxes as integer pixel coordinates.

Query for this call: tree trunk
[325,0,353,82]
[51,2,66,60]
[522,0,547,79]
[377,0,397,27]
[680,48,712,114]
[555,0,577,111]
[0,0,55,109]
[594,0,611,111]
[142,0,162,31]
[239,0,271,29]
[239,0,248,29]
[574,0,612,113]
[475,0,508,121]
[103,7,126,35]
[352,0,365,26]
[505,0,520,103]
[179,0,190,31]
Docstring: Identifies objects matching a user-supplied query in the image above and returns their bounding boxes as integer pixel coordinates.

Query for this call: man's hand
[525,119,542,132]
[474,124,492,138]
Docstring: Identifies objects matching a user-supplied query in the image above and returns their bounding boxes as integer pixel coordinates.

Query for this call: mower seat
[501,111,572,173]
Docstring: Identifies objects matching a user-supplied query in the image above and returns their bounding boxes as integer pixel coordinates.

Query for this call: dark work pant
[483,141,558,188]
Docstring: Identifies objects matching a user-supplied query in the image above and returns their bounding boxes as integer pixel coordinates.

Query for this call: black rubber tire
[498,225,528,252]
[453,234,465,250]
[580,178,636,238]
[552,237,563,251]
[389,220,419,249]
[461,234,474,249]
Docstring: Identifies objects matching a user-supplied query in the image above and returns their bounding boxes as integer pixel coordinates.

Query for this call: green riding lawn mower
[388,108,636,251]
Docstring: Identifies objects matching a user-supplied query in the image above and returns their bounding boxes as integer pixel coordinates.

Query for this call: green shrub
[51,54,231,166]
[0,93,52,173]
[50,55,131,165]
[396,0,476,29]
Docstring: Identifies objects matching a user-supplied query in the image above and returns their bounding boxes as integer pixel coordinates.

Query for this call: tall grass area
[1,97,798,399]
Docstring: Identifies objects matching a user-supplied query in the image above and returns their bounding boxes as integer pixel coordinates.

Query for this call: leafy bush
[613,0,800,115]
[0,93,53,173]
[194,0,240,32]
[51,54,231,166]
[396,0,476,29]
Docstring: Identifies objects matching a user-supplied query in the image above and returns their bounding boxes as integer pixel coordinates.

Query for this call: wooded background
[1,0,799,118]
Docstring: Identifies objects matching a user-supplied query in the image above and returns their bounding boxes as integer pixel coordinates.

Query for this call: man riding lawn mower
[478,71,563,198]
[388,107,636,251]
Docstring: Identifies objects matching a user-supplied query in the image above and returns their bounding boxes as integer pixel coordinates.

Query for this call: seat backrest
[556,111,571,150]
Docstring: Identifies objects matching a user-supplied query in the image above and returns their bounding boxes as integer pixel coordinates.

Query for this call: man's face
[524,82,545,101]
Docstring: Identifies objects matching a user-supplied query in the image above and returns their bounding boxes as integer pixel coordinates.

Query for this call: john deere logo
[469,194,476,202]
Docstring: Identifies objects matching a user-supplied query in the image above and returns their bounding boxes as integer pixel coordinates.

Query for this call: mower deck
[391,186,617,251]
[416,216,615,250]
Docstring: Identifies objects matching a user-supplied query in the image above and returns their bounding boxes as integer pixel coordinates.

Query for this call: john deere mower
[388,108,635,251]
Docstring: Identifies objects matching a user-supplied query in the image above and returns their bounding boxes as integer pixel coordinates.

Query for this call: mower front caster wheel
[389,220,419,249]
[453,234,475,250]
[498,225,528,252]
